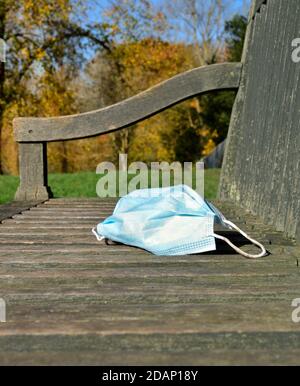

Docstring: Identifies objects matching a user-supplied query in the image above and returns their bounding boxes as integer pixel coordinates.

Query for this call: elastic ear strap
[213,219,267,259]
[92,227,105,241]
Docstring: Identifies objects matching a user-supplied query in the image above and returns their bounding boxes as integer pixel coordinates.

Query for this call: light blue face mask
[92,185,266,259]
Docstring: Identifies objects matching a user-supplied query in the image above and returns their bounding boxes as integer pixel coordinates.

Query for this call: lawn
[0,169,221,204]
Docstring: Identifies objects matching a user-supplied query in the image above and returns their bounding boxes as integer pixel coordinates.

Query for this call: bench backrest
[13,64,241,200]
[220,0,300,241]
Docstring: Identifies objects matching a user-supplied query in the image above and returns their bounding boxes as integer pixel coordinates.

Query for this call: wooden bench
[0,0,299,365]
[13,62,242,201]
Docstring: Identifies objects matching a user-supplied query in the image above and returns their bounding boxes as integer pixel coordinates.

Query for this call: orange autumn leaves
[0,0,234,174]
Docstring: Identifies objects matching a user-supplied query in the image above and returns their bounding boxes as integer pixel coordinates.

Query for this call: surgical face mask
[92,185,267,259]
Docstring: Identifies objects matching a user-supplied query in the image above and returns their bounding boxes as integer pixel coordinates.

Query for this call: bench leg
[14,143,53,201]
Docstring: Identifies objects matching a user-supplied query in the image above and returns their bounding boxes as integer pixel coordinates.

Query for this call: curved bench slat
[14,63,242,142]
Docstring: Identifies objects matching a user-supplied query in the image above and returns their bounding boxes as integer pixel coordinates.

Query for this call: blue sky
[82,0,251,60]
[86,0,251,27]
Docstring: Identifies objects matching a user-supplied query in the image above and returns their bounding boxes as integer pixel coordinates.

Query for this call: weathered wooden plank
[1,219,101,224]
[7,209,105,217]
[0,244,143,252]
[0,200,46,222]
[34,200,114,205]
[0,261,298,278]
[2,285,298,304]
[0,229,90,235]
[2,292,299,309]
[28,207,115,212]
[42,203,116,207]
[0,302,298,336]
[0,225,93,230]
[0,348,299,366]
[220,0,300,241]
[0,332,300,366]
[254,0,267,16]
[0,248,295,261]
[14,63,242,142]
[11,213,103,219]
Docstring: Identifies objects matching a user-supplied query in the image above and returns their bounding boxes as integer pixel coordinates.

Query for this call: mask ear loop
[92,227,105,241]
[213,219,267,259]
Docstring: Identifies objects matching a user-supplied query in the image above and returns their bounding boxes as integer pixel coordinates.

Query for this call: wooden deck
[0,198,299,365]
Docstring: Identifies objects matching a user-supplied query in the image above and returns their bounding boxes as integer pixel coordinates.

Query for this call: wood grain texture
[13,63,242,142]
[254,0,267,16]
[0,198,299,365]
[0,200,45,222]
[0,345,300,366]
[14,143,53,201]
[220,0,300,241]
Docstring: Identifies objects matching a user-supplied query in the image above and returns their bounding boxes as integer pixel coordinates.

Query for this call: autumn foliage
[0,0,247,175]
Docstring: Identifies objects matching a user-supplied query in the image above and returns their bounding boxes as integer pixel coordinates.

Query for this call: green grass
[0,175,19,204]
[0,169,221,204]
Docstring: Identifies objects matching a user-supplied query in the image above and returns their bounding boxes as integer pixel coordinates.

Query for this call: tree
[36,68,75,173]
[80,38,194,164]
[163,0,235,65]
[102,0,167,43]
[225,14,248,61]
[196,14,248,155]
[100,0,169,163]
[0,0,110,174]
[74,7,248,167]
